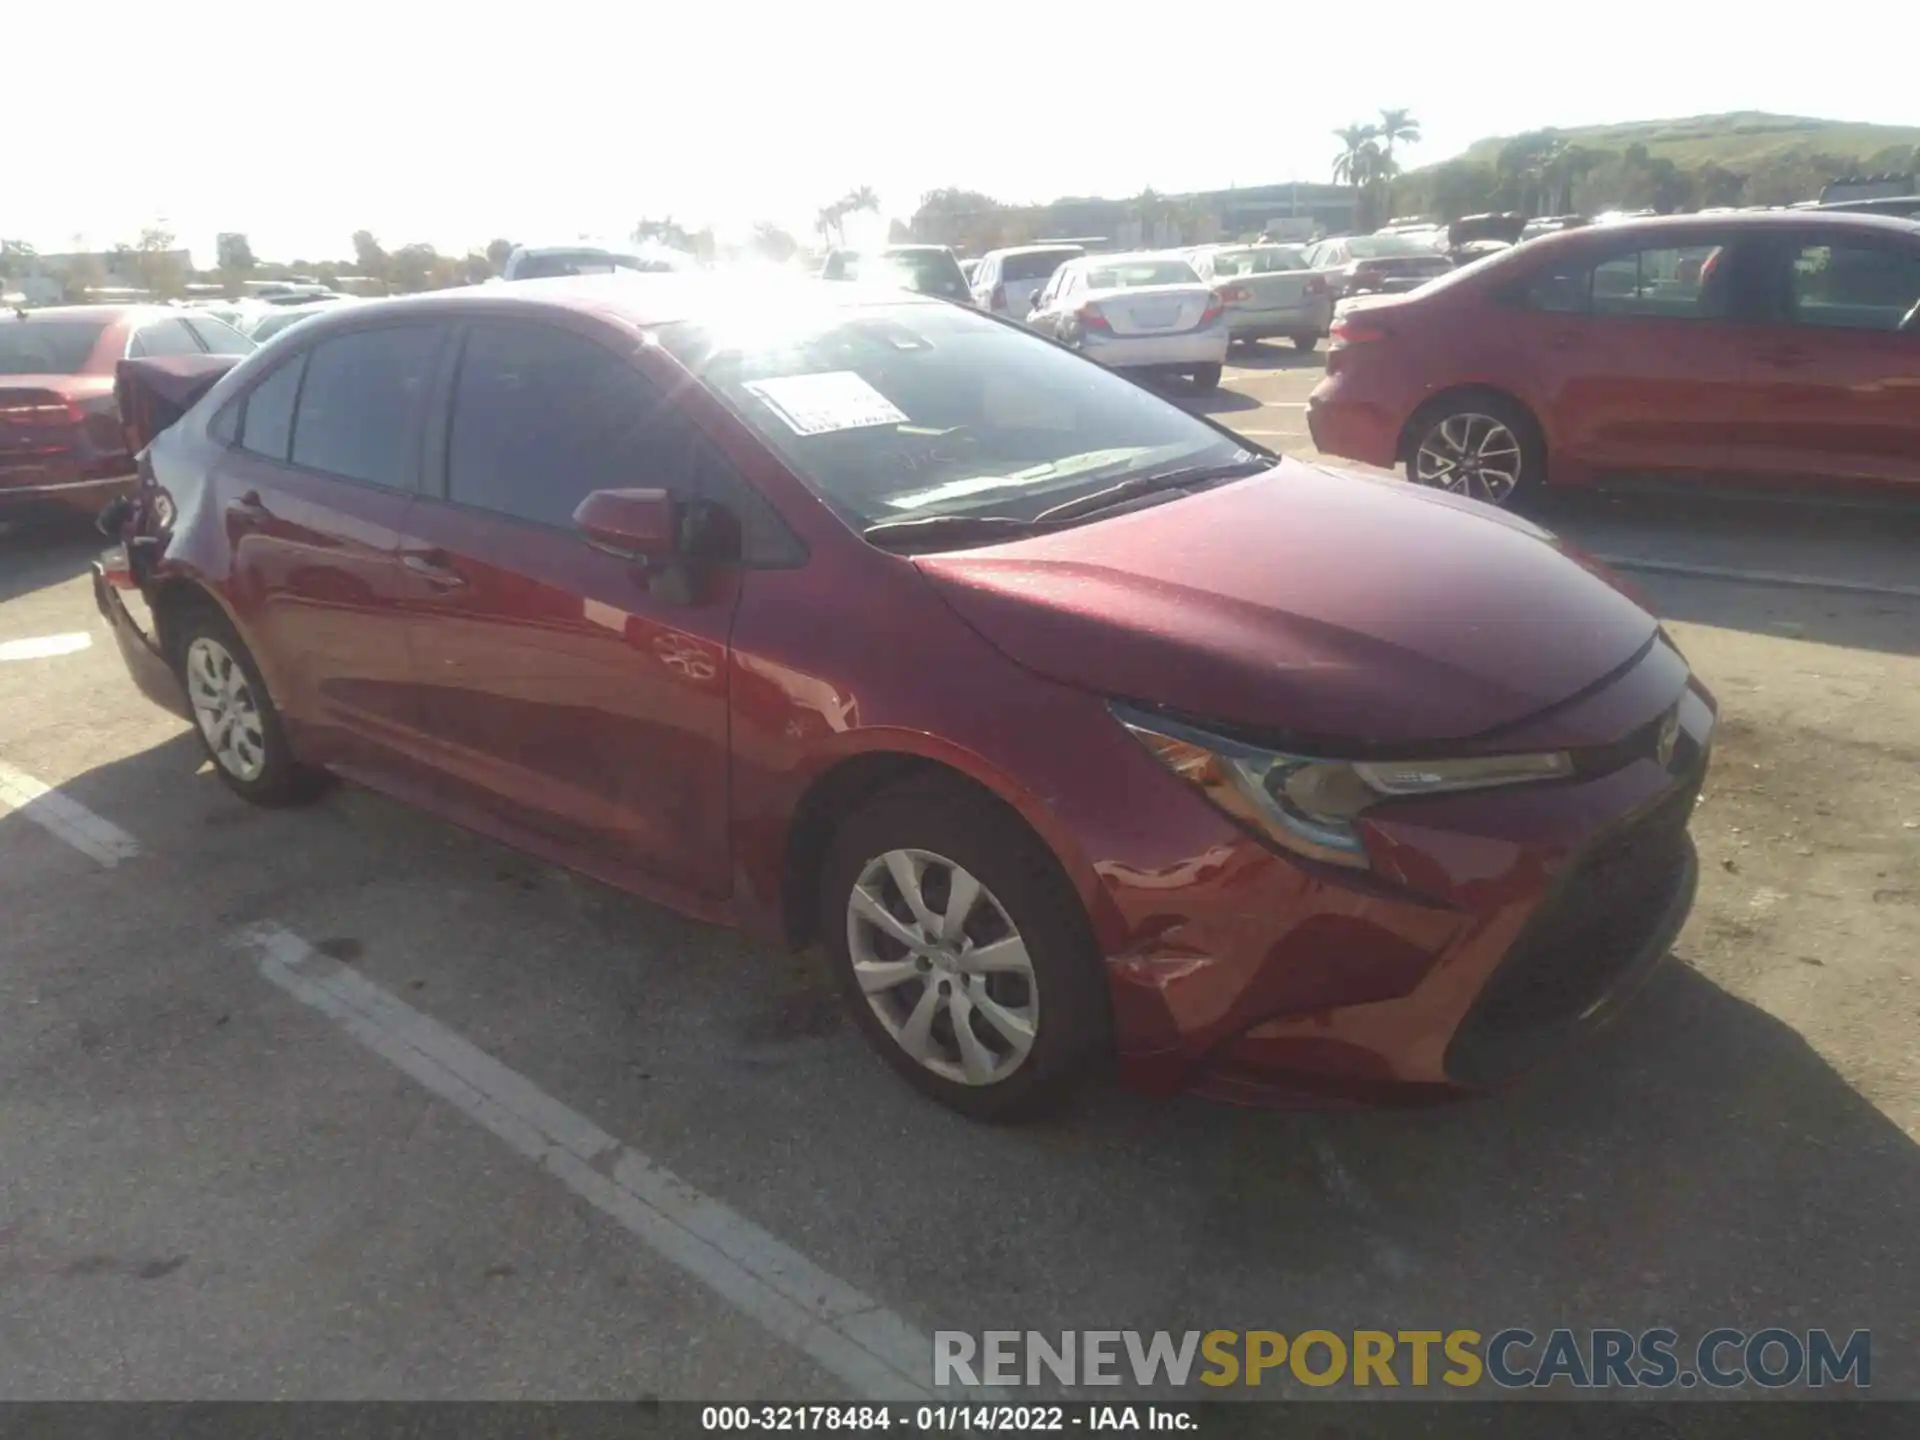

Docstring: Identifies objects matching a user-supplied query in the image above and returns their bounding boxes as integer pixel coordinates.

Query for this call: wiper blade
[1033,456,1272,524]
[859,513,1043,551]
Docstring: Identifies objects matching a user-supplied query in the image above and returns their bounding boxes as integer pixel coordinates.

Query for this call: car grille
[1445,767,1703,1084]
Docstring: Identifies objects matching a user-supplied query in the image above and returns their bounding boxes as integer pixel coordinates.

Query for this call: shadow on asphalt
[8,727,1913,1401]
[1226,342,1326,372]
[0,511,101,607]
[1182,390,1263,416]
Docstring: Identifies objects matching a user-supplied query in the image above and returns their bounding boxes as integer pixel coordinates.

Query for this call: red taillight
[989,284,1007,312]
[1200,291,1225,327]
[1077,303,1113,334]
[1328,316,1388,349]
[1218,284,1251,303]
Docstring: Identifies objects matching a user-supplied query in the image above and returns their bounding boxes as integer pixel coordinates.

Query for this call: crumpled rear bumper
[91,553,190,722]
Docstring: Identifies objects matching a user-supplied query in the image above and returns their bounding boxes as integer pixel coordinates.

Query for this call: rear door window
[1589,246,1729,319]
[237,354,305,462]
[290,324,443,487]
[1787,242,1920,331]
[128,318,204,358]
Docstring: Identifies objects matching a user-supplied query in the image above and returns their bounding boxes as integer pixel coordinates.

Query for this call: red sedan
[1,305,254,513]
[1308,211,1920,506]
[96,276,1713,1118]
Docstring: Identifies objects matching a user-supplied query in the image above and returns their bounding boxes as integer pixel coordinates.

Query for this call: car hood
[913,462,1660,748]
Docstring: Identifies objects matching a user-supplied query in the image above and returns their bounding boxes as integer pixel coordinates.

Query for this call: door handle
[402,551,468,589]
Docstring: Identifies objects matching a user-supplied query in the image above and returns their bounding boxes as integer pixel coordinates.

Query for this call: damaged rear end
[92,355,243,719]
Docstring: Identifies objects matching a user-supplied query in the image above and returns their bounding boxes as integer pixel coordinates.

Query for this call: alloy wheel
[1414,412,1525,505]
[844,848,1037,1087]
[185,636,268,782]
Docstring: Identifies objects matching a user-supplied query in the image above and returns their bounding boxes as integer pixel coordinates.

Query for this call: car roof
[251,273,946,338]
[1078,251,1198,268]
[1556,210,1920,241]
[982,243,1085,258]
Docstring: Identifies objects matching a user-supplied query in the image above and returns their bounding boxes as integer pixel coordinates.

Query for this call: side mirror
[573,487,679,561]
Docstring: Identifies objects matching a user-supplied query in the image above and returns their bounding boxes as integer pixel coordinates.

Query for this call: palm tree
[816,202,847,248]
[1376,108,1421,165]
[842,185,880,216]
[1332,124,1380,187]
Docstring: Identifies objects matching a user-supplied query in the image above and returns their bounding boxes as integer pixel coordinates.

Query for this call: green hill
[1446,111,1920,173]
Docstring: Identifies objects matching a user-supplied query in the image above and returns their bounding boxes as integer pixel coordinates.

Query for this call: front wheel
[1292,334,1318,353]
[175,606,326,806]
[819,779,1112,1121]
[1190,363,1223,393]
[1404,394,1544,508]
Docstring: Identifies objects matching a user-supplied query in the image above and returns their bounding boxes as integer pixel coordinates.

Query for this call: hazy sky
[12,0,1916,265]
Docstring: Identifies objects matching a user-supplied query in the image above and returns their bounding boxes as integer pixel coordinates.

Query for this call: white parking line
[0,759,141,866]
[0,631,93,661]
[240,923,976,1403]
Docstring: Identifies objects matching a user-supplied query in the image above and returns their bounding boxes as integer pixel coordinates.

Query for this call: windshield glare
[659,301,1248,532]
[0,320,108,375]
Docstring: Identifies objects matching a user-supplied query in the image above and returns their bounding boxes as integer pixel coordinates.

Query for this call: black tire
[1292,334,1318,353]
[818,777,1112,1121]
[172,602,327,807]
[1401,390,1545,509]
[1190,363,1223,393]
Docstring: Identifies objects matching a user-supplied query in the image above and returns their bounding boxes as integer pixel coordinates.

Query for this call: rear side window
[238,354,305,461]
[129,319,203,358]
[1001,250,1080,283]
[184,316,256,356]
[1789,243,1920,331]
[290,325,442,487]
[1589,246,1726,319]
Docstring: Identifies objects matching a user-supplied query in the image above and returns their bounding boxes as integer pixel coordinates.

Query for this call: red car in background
[96,277,1712,1119]
[1308,211,1920,506]
[1,305,254,514]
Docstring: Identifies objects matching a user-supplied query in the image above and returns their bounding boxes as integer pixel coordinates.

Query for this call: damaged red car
[95,276,1714,1118]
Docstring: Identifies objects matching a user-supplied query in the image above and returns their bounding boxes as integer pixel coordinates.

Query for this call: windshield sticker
[743,372,907,436]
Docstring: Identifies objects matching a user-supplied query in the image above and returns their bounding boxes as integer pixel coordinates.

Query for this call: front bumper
[91,554,191,721]
[1305,381,1402,468]
[1080,324,1230,370]
[1099,671,1714,1107]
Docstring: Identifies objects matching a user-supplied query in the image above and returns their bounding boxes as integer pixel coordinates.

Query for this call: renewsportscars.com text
[933,1328,1871,1390]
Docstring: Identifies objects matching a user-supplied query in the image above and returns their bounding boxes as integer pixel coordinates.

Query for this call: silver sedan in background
[1023,252,1230,391]
[1185,243,1334,351]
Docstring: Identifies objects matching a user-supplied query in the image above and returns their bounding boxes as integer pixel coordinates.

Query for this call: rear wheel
[1190,363,1223,393]
[1403,393,1544,508]
[819,779,1112,1121]
[174,606,326,806]
[1292,334,1318,352]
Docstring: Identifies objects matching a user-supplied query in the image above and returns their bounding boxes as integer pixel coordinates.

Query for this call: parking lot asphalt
[2,357,1917,1401]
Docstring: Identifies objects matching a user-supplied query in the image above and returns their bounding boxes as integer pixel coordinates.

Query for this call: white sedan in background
[1023,253,1230,391]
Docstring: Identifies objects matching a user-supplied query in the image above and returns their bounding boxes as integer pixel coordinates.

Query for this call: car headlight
[1111,702,1572,871]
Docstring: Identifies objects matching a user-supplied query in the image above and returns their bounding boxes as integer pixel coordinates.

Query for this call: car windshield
[1085,259,1200,289]
[657,299,1251,533]
[0,319,108,375]
[1207,247,1306,276]
[1349,235,1442,258]
[1000,250,1081,282]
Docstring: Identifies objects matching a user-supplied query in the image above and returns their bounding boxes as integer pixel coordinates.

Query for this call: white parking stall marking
[0,759,142,866]
[0,631,93,661]
[240,922,985,1404]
